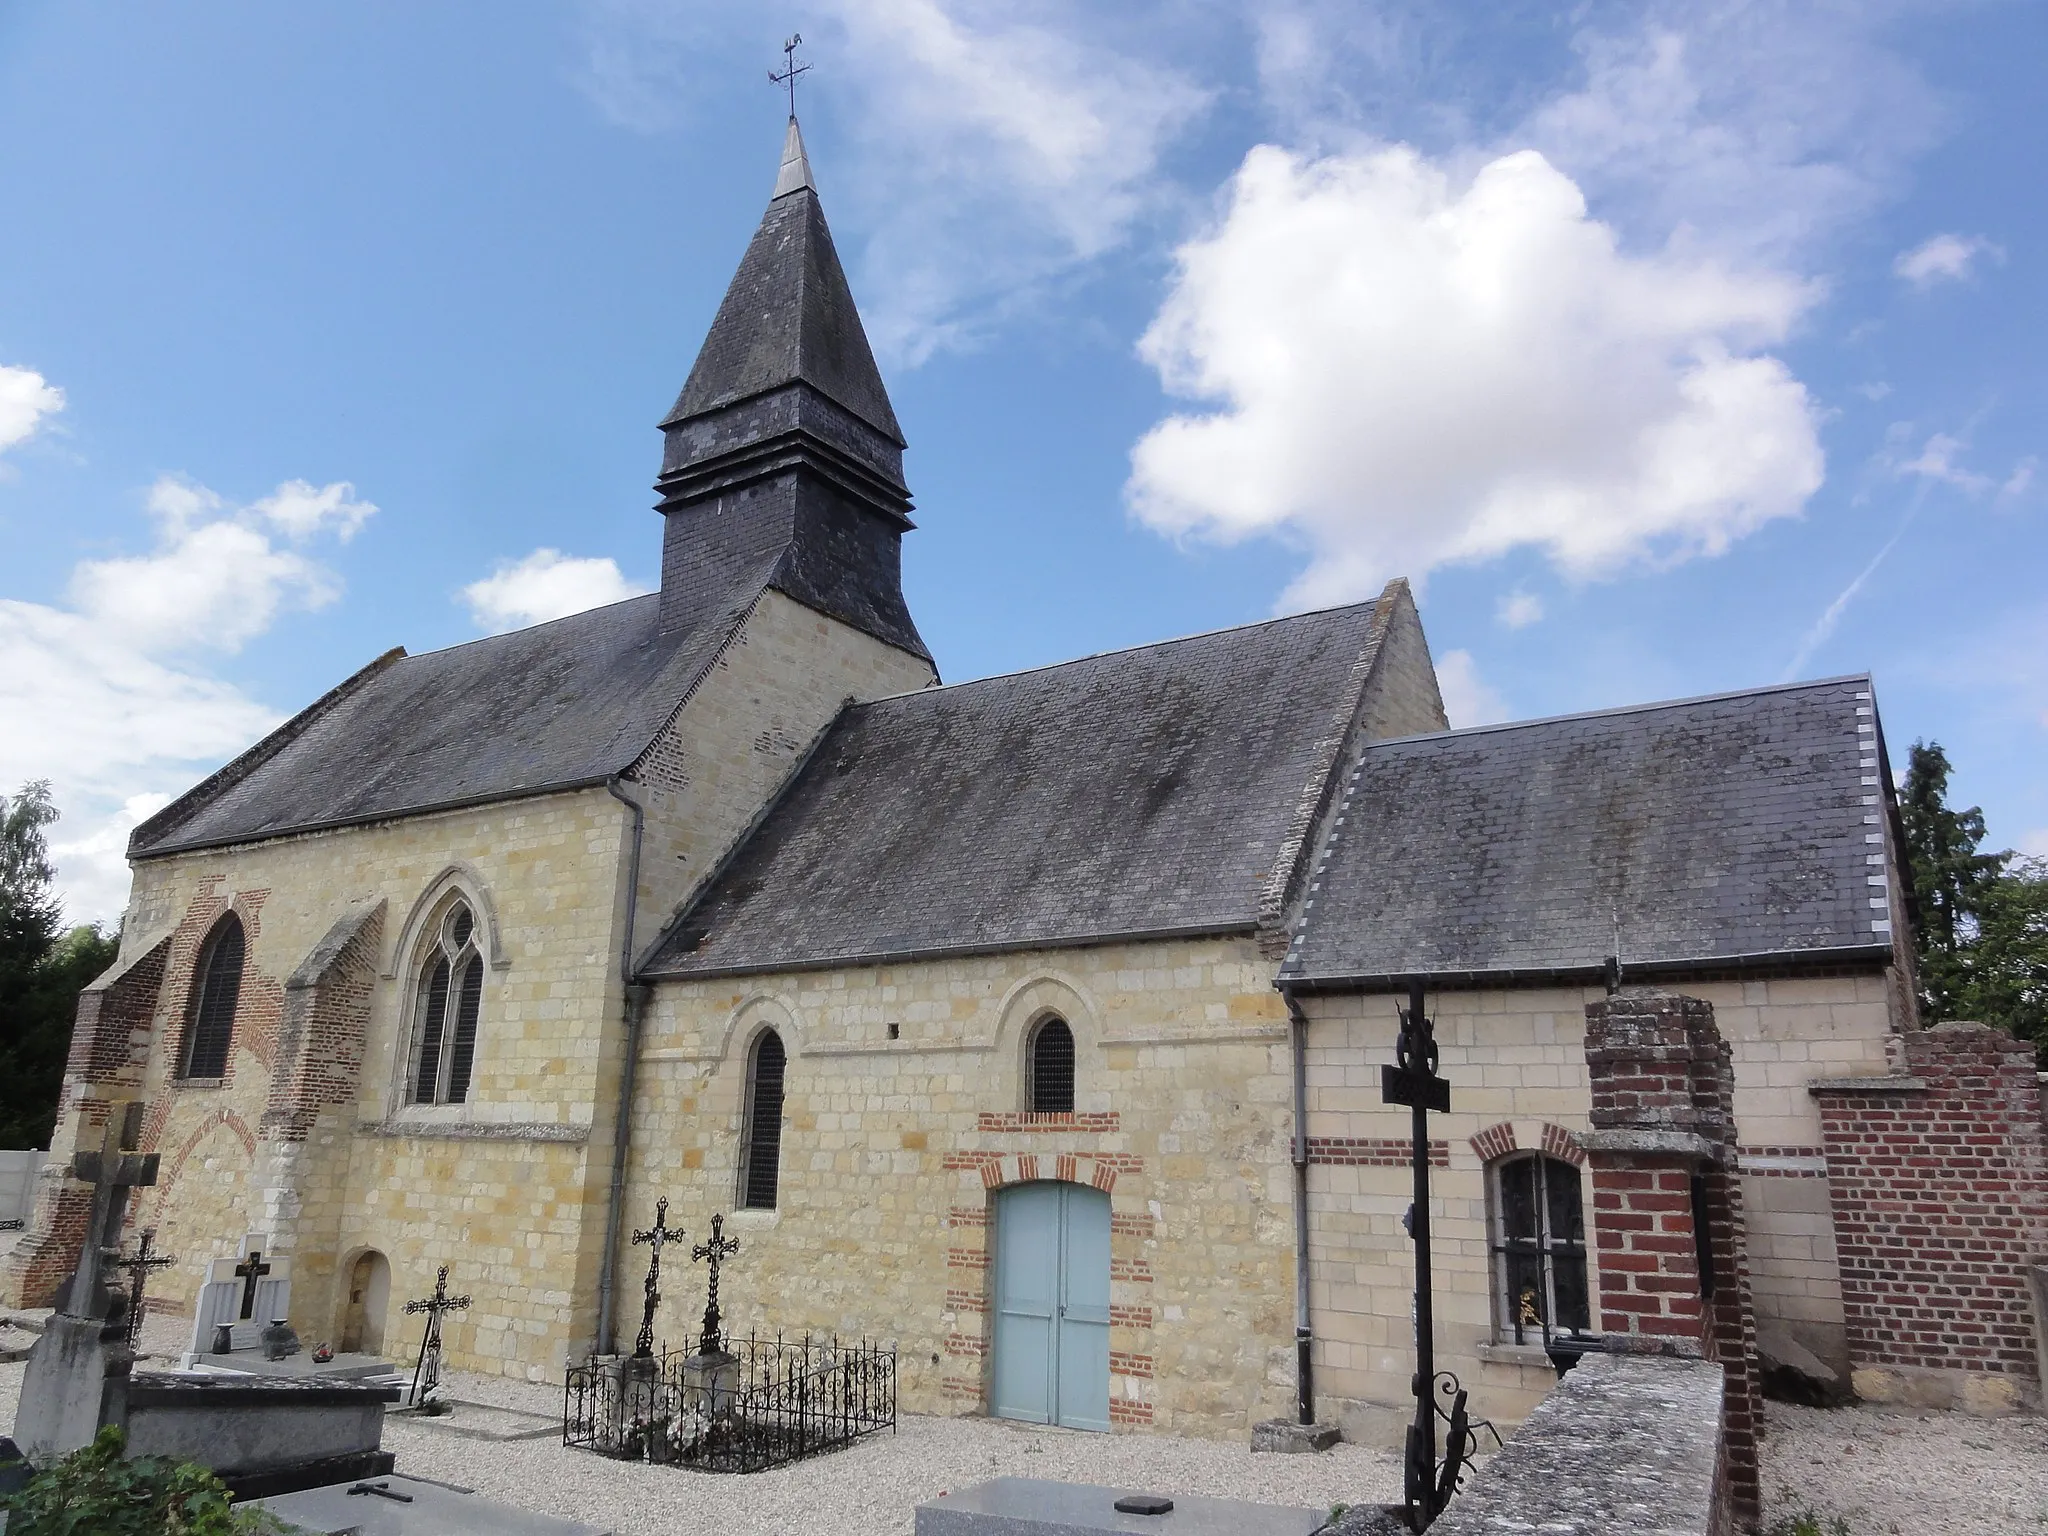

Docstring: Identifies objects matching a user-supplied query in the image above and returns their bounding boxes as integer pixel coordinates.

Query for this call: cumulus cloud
[0,363,64,461]
[1436,649,1509,729]
[1894,233,2002,289]
[3,471,371,922]
[1496,590,1544,629]
[461,548,648,633]
[1128,144,1823,608]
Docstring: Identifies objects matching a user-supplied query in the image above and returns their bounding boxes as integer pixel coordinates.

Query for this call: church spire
[772,115,815,198]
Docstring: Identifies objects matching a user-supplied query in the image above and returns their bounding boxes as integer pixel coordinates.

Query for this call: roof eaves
[1276,943,1897,995]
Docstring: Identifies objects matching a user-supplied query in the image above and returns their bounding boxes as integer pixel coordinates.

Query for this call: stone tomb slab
[916,1478,1326,1536]
[250,1473,615,1536]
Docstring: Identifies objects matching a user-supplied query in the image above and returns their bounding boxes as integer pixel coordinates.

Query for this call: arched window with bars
[738,1028,786,1210]
[407,899,485,1105]
[180,913,244,1079]
[1027,1015,1075,1114]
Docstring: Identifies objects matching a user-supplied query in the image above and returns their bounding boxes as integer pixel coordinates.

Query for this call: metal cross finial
[690,1212,742,1356]
[109,1227,177,1352]
[631,1197,687,1360]
[769,33,810,118]
[403,1264,472,1408]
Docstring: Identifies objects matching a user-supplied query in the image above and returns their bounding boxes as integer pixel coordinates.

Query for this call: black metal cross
[769,34,810,118]
[1381,979,1477,1532]
[404,1264,471,1407]
[691,1212,741,1356]
[109,1227,177,1352]
[232,1248,272,1321]
[632,1197,686,1360]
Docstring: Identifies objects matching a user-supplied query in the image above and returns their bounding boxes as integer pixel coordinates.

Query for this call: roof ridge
[1366,672,1875,748]
[383,590,657,665]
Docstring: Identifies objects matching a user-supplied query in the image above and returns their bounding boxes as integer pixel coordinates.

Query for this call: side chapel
[5,118,1949,1440]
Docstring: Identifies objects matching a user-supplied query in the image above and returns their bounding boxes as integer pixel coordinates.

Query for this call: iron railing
[563,1333,896,1473]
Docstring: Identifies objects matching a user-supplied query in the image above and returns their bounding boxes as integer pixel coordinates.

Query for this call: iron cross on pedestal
[110,1227,178,1352]
[632,1197,686,1360]
[769,34,809,117]
[691,1212,741,1356]
[404,1264,471,1407]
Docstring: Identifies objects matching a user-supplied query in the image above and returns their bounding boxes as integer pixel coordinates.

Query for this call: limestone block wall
[1296,971,1892,1440]
[624,937,1301,1439]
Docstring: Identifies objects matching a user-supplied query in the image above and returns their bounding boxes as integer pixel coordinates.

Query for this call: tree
[1952,856,2048,1058]
[0,782,118,1149]
[1897,742,2006,1020]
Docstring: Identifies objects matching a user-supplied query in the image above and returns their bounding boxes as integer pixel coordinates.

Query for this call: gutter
[1277,943,1896,995]
[594,774,651,1356]
[1280,984,1315,1425]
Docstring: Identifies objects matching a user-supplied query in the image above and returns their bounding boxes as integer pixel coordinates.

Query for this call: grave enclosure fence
[563,1333,897,1473]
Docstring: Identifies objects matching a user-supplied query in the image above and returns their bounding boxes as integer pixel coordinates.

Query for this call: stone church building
[13,119,2029,1443]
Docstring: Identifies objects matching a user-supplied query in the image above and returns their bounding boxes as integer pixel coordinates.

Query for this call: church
[4,118,1929,1442]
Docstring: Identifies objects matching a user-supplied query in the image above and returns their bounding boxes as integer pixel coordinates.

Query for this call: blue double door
[991,1181,1111,1431]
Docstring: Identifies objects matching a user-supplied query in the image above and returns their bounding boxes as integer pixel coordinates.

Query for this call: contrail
[1782,485,1928,682]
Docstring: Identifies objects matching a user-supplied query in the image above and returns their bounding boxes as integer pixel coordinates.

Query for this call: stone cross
[403,1264,471,1407]
[64,1111,159,1323]
[769,33,810,117]
[232,1248,272,1320]
[631,1197,685,1360]
[691,1212,741,1357]
[109,1227,177,1352]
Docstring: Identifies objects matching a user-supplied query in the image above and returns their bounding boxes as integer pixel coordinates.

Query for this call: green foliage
[0,1425,294,1534]
[1763,1500,1851,1536]
[0,781,118,1149]
[1952,856,2048,1056]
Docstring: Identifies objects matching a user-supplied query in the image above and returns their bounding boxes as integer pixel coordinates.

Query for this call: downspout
[1282,984,1315,1425]
[595,775,650,1357]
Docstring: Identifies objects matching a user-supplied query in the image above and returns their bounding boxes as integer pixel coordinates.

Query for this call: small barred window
[1490,1153,1590,1345]
[1028,1016,1075,1115]
[181,915,244,1079]
[409,900,484,1105]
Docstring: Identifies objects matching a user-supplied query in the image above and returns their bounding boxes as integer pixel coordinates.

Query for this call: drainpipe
[1283,985,1315,1425]
[595,775,650,1357]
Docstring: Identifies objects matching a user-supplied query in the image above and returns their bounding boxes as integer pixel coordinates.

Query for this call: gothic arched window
[408,900,484,1105]
[1490,1153,1590,1345]
[180,914,244,1079]
[1027,1016,1075,1114]
[738,1029,786,1210]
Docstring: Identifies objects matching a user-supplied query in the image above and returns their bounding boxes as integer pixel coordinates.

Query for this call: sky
[0,0,2042,926]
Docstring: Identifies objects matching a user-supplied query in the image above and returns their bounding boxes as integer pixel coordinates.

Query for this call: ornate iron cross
[109,1226,178,1352]
[690,1212,741,1356]
[769,34,810,117]
[232,1248,272,1320]
[404,1264,471,1407]
[632,1197,686,1360]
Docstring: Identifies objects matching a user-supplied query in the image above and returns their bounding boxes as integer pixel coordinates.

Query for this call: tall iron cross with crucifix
[632,1196,686,1360]
[403,1264,471,1407]
[769,34,809,117]
[691,1212,741,1356]
[110,1227,178,1352]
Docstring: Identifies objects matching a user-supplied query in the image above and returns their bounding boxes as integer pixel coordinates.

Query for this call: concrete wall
[0,1150,45,1223]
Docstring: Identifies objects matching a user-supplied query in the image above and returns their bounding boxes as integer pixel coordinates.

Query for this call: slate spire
[653,118,927,661]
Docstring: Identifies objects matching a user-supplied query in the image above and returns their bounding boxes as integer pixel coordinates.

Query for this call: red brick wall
[1815,1021,2048,1382]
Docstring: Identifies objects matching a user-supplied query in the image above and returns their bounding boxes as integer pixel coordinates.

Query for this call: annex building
[11,117,2040,1445]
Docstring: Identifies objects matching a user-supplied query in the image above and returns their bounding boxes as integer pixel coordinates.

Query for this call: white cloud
[1436,648,1509,729]
[1496,590,1544,629]
[2020,828,2048,859]
[1894,232,2002,289]
[1999,458,2035,503]
[0,363,64,459]
[461,549,648,633]
[1896,432,1992,495]
[1128,144,1823,608]
[2,470,370,924]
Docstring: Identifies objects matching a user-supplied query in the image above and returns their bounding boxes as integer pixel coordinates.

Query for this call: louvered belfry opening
[412,900,484,1105]
[1029,1017,1075,1115]
[740,1029,788,1209]
[181,914,244,1079]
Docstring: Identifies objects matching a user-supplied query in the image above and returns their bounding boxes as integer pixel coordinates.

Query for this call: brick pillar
[1581,992,1760,1531]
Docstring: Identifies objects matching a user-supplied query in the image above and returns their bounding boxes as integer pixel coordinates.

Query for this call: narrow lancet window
[739,1029,787,1210]
[1028,1016,1075,1114]
[181,914,244,1079]
[410,900,484,1105]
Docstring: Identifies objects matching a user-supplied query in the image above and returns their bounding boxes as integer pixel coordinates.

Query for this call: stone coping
[1807,1076,1928,1095]
[1575,1129,1725,1161]
[128,1370,401,1409]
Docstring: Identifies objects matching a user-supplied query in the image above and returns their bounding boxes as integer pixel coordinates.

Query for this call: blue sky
[0,1,2041,924]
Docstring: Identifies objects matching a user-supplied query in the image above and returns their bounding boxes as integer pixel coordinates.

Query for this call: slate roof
[663,119,902,445]
[641,600,1388,979]
[1279,676,1894,988]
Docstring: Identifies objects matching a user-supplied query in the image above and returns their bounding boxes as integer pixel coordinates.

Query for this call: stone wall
[1812,1020,2048,1412]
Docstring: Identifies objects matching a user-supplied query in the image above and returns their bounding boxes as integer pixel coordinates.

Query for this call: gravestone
[249,1472,614,1535]
[182,1234,292,1363]
[916,1479,1326,1536]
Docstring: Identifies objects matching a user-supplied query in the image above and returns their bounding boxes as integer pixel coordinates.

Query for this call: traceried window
[180,914,244,1079]
[408,901,484,1105]
[1027,1016,1075,1114]
[1490,1154,1591,1345]
[738,1029,787,1210]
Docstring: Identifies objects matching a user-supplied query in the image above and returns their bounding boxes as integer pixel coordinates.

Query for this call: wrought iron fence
[563,1332,896,1473]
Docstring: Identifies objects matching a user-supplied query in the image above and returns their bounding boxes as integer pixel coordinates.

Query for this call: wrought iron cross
[233,1248,272,1321]
[632,1197,686,1360]
[769,34,810,117]
[109,1227,177,1352]
[690,1212,741,1356]
[404,1264,471,1407]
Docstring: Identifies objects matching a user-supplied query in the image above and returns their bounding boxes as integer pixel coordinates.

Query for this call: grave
[180,1233,293,1362]
[915,1479,1326,1536]
[247,1472,615,1535]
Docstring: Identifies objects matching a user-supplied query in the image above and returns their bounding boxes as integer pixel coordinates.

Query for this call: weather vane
[770,34,810,118]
